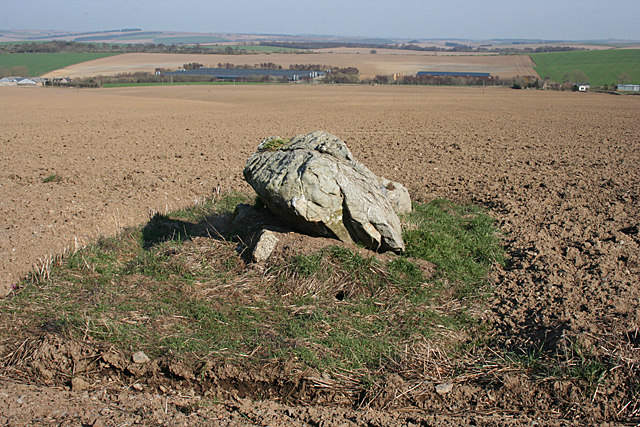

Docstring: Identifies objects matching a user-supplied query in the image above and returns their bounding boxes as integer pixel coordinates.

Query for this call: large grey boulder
[243,131,410,252]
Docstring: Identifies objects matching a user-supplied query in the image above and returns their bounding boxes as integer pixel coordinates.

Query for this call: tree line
[0,41,253,55]
[1,40,586,57]
[190,63,359,74]
[259,41,586,54]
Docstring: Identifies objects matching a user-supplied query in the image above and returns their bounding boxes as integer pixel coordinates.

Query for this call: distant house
[16,78,37,86]
[50,77,71,85]
[618,84,640,92]
[577,83,590,91]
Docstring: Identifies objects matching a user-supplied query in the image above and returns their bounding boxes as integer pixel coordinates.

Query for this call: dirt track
[41,51,537,79]
[1,84,639,425]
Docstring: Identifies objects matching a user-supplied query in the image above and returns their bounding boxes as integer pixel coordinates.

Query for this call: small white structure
[618,84,640,92]
[578,83,590,92]
[17,78,37,86]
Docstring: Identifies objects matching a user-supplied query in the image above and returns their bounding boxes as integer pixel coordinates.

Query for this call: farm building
[16,78,37,86]
[578,83,590,91]
[0,76,46,86]
[416,71,491,78]
[618,84,640,91]
[164,68,324,81]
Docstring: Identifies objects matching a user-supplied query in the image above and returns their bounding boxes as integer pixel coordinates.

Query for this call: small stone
[435,383,453,395]
[158,385,168,393]
[132,351,150,364]
[252,229,279,262]
[132,383,144,391]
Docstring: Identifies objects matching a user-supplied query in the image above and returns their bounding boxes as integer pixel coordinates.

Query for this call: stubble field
[1,84,639,425]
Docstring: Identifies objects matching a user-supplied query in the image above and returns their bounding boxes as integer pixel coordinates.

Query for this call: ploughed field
[1,85,639,425]
[41,51,538,79]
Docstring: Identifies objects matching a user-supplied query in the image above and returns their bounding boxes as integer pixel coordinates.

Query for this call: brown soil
[41,51,537,79]
[1,85,639,425]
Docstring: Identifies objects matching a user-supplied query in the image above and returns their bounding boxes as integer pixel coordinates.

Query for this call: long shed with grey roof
[417,71,491,78]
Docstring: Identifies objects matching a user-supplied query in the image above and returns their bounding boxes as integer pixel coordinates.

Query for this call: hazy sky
[3,0,640,41]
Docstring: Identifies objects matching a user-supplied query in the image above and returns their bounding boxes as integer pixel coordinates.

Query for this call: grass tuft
[259,137,290,152]
[42,173,63,183]
[402,199,505,297]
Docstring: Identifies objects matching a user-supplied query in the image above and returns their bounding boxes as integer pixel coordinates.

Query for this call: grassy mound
[0,193,519,409]
[3,193,635,418]
[2,194,503,369]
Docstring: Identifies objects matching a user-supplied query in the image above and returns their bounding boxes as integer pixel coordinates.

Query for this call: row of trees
[1,40,588,57]
[181,62,204,70]
[0,65,29,78]
[210,63,360,73]
[258,41,585,54]
[0,41,254,55]
[217,62,283,69]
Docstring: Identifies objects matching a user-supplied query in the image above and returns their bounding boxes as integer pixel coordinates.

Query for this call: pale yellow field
[42,51,538,79]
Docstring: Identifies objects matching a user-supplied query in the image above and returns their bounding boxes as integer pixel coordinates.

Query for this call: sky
[3,0,640,41]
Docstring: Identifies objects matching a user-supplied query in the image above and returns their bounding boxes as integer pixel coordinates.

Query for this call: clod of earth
[243,131,410,252]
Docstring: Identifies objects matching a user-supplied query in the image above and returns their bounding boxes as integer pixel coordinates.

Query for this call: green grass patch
[259,137,290,151]
[403,199,505,295]
[42,173,63,183]
[0,52,120,77]
[531,49,640,86]
[1,193,504,374]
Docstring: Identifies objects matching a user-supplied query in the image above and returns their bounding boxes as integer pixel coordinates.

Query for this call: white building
[16,78,37,86]
[618,84,640,92]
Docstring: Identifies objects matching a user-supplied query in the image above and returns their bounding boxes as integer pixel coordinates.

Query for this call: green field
[0,40,51,46]
[153,35,228,44]
[531,49,640,86]
[0,52,120,77]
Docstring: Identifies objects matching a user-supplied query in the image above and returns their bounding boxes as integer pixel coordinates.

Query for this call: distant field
[42,52,537,79]
[107,32,164,41]
[0,40,51,46]
[0,53,120,77]
[531,49,640,86]
[154,35,228,44]
[234,45,301,52]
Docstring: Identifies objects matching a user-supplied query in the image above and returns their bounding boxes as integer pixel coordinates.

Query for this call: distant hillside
[531,49,640,86]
